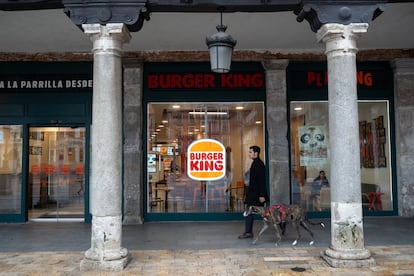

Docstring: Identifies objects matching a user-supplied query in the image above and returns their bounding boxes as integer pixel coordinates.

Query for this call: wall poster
[359,115,386,168]
[298,125,328,166]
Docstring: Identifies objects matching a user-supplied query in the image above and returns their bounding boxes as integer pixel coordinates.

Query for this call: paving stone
[1,219,414,275]
[1,246,414,275]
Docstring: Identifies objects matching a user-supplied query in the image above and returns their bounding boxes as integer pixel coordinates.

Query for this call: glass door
[28,127,85,221]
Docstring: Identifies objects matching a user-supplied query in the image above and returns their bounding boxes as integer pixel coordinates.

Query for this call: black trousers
[244,213,254,233]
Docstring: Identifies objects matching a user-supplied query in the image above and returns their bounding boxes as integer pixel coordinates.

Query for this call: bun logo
[187,139,226,181]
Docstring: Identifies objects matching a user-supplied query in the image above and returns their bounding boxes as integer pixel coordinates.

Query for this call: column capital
[295,1,385,33]
[262,59,289,71]
[391,58,414,75]
[83,23,131,56]
[123,58,144,69]
[63,0,148,32]
[317,23,368,57]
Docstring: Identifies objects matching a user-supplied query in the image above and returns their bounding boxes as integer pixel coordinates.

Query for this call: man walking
[238,145,268,239]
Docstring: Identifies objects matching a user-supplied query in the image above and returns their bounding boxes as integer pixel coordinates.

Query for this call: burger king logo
[187,139,226,181]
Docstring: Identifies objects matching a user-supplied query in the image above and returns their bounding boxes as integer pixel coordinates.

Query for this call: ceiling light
[189,111,228,115]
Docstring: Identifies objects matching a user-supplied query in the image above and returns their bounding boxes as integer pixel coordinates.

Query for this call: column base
[80,253,131,271]
[321,248,376,268]
[123,215,144,225]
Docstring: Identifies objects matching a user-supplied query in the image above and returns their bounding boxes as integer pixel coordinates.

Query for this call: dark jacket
[245,157,269,206]
[312,176,329,195]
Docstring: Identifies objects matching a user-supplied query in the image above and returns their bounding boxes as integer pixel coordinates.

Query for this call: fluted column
[80,23,131,271]
[317,23,375,268]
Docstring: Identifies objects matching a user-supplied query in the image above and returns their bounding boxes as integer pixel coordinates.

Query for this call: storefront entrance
[27,127,86,221]
[287,61,397,217]
[147,102,265,216]
[0,61,92,223]
[143,62,267,221]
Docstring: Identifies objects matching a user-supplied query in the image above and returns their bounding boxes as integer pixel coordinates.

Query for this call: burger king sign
[187,139,226,181]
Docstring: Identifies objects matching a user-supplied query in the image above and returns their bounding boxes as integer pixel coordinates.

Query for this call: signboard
[147,72,264,90]
[187,139,226,181]
[147,153,157,173]
[0,77,92,91]
[287,62,394,100]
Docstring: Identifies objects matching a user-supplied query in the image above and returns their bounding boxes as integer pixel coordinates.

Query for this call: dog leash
[263,205,288,222]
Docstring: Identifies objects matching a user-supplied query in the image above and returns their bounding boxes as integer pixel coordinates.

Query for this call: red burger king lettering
[147,73,264,90]
[189,152,224,171]
[148,73,215,89]
[187,139,226,181]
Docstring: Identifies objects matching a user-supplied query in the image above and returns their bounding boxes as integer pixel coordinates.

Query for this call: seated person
[311,170,329,211]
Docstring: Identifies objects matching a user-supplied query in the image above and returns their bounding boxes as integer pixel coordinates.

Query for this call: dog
[243,204,325,246]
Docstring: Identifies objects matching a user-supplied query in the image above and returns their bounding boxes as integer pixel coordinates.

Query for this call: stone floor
[1,217,414,275]
[1,246,414,275]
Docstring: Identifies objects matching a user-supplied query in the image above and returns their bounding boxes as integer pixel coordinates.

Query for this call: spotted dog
[243,205,325,246]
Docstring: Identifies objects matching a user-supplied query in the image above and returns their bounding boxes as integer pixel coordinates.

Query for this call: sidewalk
[1,245,414,275]
[1,217,414,275]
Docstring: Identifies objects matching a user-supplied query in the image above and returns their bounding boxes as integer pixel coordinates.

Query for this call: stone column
[123,59,144,225]
[80,23,131,271]
[391,58,414,217]
[262,60,290,205]
[317,23,375,268]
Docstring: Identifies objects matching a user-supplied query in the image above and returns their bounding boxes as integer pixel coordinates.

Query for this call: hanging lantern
[206,13,237,73]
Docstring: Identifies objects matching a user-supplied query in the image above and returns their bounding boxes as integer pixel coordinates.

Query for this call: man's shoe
[238,232,253,239]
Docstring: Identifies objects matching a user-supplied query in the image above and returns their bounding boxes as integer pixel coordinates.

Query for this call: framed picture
[29,131,44,141]
[375,115,384,129]
[29,146,42,155]
[378,128,386,144]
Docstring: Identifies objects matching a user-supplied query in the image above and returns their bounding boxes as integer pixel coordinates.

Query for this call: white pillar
[317,23,375,268]
[80,23,131,271]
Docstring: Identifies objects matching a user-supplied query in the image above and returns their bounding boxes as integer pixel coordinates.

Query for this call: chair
[362,183,384,211]
[319,187,331,210]
[149,182,164,212]
[234,181,246,211]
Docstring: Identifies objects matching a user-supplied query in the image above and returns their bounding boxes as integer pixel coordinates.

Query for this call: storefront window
[0,125,22,214]
[147,102,265,214]
[290,101,392,212]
